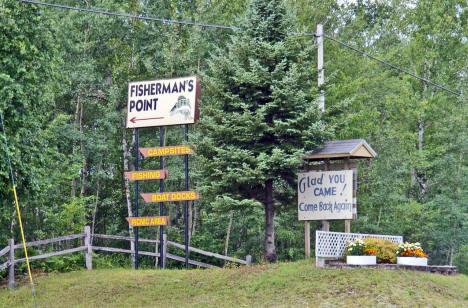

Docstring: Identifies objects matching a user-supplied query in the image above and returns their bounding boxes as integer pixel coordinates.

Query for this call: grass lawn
[1,259,467,307]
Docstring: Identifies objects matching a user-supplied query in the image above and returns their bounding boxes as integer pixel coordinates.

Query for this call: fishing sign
[126,76,200,128]
[297,170,353,220]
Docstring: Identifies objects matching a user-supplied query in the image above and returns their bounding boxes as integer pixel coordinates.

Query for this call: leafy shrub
[453,245,468,275]
[38,253,85,272]
[363,238,398,263]
[93,252,132,269]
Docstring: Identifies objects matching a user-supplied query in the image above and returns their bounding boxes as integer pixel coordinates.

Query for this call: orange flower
[362,249,376,256]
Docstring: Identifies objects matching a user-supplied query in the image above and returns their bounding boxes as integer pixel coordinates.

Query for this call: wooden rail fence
[0,226,251,289]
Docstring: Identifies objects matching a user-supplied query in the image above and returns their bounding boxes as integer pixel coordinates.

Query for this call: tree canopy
[0,0,467,272]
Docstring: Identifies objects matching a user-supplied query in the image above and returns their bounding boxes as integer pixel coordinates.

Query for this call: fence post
[155,238,159,268]
[8,238,14,289]
[246,255,252,266]
[162,234,167,269]
[84,226,92,270]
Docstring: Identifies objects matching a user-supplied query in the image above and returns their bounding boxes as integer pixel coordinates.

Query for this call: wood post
[344,220,351,233]
[321,220,330,231]
[322,159,330,231]
[8,238,14,290]
[246,255,252,266]
[353,166,357,220]
[304,221,310,258]
[162,234,167,269]
[84,226,92,270]
[317,23,324,112]
[344,158,351,233]
[155,235,159,268]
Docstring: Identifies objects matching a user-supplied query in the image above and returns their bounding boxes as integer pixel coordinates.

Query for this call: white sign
[126,76,200,128]
[298,170,353,221]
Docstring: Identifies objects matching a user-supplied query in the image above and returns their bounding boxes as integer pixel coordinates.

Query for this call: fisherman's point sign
[126,76,200,128]
[298,170,353,220]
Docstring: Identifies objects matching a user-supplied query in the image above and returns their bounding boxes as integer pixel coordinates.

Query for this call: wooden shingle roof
[304,139,377,161]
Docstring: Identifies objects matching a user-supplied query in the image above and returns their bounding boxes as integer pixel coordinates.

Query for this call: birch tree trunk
[264,179,276,263]
[224,211,233,266]
[71,97,81,197]
[80,103,88,197]
[91,158,102,244]
[123,128,136,267]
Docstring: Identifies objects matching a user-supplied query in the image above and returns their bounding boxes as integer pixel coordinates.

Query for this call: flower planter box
[397,257,428,266]
[346,255,377,265]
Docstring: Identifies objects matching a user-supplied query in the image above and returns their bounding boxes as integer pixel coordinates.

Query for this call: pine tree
[195,0,330,262]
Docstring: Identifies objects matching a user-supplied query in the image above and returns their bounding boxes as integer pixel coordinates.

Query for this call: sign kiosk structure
[126,76,201,269]
[300,139,377,259]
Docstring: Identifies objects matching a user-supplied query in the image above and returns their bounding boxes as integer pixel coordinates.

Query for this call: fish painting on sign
[170,96,191,119]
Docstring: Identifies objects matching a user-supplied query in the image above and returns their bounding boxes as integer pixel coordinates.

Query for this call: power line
[17,0,235,30]
[17,0,461,97]
[323,34,461,96]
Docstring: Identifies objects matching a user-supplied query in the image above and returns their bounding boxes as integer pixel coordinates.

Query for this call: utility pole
[317,24,324,112]
[305,24,326,259]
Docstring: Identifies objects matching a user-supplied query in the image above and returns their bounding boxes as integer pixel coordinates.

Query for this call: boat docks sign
[126,76,200,128]
[298,170,353,220]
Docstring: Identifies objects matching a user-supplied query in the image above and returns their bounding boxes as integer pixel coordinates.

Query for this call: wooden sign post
[300,139,377,259]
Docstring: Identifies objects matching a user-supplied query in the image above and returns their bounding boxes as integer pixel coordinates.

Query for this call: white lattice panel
[315,230,403,258]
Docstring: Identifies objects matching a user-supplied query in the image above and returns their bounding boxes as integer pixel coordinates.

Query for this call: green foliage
[1,261,467,307]
[364,238,398,264]
[43,197,94,235]
[93,252,132,269]
[195,0,331,262]
[36,253,85,273]
[453,245,468,275]
[0,0,467,273]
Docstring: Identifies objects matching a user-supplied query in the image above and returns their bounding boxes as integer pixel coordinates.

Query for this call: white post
[317,24,325,112]
[84,226,92,270]
[162,234,167,269]
[315,231,325,268]
[246,255,252,266]
[344,158,351,233]
[305,221,310,258]
[8,238,14,289]
[155,237,159,268]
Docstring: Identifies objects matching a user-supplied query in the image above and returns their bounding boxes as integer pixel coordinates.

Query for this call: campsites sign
[298,170,353,220]
[126,76,200,128]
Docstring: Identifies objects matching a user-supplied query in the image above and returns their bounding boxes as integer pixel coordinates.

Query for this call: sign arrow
[130,116,164,123]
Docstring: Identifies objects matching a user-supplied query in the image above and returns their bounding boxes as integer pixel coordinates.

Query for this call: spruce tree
[195,0,330,262]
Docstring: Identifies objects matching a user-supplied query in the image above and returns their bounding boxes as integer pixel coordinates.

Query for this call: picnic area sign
[298,170,353,220]
[126,76,200,128]
[126,216,170,227]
